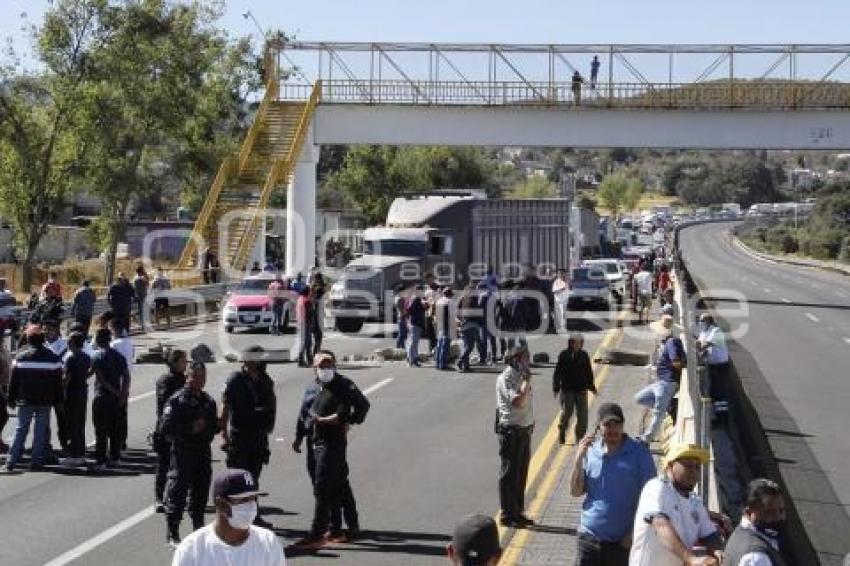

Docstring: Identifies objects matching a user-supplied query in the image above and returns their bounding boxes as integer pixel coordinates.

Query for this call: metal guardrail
[279,80,850,110]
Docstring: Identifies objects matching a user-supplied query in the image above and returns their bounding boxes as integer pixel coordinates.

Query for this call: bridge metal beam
[312,104,850,150]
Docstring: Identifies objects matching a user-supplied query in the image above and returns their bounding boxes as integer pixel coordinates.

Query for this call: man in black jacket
[107,273,135,335]
[291,351,356,550]
[161,361,219,546]
[4,324,63,471]
[552,333,596,445]
[220,345,276,527]
[153,349,187,512]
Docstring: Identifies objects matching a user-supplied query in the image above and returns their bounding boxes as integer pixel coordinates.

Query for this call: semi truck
[327,195,572,333]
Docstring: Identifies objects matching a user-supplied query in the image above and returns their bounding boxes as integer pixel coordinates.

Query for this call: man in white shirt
[630,443,728,566]
[172,468,285,565]
[633,265,654,324]
[551,269,569,329]
[696,313,731,426]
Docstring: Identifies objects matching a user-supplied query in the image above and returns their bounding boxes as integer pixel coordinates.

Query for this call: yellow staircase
[178,78,321,276]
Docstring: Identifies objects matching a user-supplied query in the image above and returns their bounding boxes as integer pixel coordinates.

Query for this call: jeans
[395,318,408,349]
[479,326,498,364]
[298,326,313,365]
[435,333,451,369]
[559,390,589,441]
[458,327,478,370]
[136,296,146,327]
[6,405,51,469]
[272,305,284,333]
[312,326,323,357]
[498,425,532,520]
[406,325,423,364]
[707,362,730,422]
[575,533,629,566]
[311,440,347,536]
[635,380,678,441]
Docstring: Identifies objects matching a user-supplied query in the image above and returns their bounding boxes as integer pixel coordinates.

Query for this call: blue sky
[3,0,850,82]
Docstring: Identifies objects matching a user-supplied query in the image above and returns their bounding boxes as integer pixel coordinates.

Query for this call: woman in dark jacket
[552,333,596,445]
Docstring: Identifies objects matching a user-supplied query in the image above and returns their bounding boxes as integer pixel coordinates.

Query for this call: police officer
[161,361,219,547]
[220,345,276,528]
[153,349,188,512]
[291,351,356,550]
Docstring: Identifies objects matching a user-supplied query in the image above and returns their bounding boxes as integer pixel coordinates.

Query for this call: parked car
[581,259,627,303]
[567,267,613,310]
[221,274,293,334]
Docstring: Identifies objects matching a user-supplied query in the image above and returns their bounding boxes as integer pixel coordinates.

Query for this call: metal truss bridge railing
[270,42,850,110]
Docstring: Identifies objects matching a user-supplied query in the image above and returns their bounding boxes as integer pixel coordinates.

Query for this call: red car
[221,274,294,333]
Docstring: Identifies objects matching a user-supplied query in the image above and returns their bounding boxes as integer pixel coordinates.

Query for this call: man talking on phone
[495,345,535,528]
[570,403,656,566]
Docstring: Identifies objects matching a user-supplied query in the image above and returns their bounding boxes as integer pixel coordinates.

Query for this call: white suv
[581,259,627,303]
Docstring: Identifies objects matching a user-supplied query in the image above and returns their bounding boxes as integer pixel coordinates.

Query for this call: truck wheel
[336,317,364,333]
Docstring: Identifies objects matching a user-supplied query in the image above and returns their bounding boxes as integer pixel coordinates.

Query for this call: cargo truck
[327,195,571,333]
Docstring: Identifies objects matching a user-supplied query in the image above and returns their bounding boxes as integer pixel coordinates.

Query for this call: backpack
[334,376,371,425]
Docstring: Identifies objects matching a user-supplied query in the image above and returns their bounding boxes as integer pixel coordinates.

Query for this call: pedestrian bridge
[179,42,850,276]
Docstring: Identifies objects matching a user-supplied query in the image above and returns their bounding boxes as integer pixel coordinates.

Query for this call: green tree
[597,172,631,218]
[0,2,97,291]
[508,176,559,199]
[623,178,644,214]
[48,0,256,282]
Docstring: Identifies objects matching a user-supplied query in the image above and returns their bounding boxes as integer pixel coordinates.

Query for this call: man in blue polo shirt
[570,403,656,566]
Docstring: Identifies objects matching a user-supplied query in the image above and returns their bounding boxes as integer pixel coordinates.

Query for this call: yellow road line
[496,310,630,545]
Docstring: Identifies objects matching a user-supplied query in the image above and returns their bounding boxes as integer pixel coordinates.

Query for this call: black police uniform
[307,376,353,538]
[153,370,186,504]
[161,386,219,537]
[222,369,276,487]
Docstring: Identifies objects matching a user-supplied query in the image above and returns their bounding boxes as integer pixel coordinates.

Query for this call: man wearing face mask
[220,346,277,528]
[172,468,286,565]
[291,351,361,549]
[630,444,729,566]
[724,479,787,566]
[496,345,535,528]
[161,361,219,547]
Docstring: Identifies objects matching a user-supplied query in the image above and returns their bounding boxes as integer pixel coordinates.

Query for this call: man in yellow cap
[629,443,729,566]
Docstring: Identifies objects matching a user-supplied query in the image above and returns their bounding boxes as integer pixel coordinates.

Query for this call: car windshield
[364,239,426,257]
[572,268,606,282]
[234,278,273,295]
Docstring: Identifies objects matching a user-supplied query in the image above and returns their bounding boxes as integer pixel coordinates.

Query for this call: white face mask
[317,368,335,384]
[227,500,257,530]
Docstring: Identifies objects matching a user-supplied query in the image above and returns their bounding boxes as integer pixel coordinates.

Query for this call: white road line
[43,506,155,566]
[64,376,398,562]
[805,313,820,323]
[363,378,394,396]
[781,298,792,304]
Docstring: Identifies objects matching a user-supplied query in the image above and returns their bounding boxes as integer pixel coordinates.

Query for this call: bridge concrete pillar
[286,132,318,277]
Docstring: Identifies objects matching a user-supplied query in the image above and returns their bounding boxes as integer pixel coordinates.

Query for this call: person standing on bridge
[553,333,596,445]
[171,468,286,565]
[572,71,584,105]
[570,403,656,566]
[154,349,188,512]
[590,56,601,89]
[696,313,730,427]
[496,345,535,528]
[162,361,219,547]
[724,478,787,566]
[220,345,276,528]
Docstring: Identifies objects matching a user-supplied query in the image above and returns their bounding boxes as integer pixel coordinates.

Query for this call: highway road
[679,222,850,565]
[0,315,623,565]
